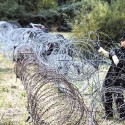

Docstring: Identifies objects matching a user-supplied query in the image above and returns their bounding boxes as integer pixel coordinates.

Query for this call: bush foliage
[0,0,82,29]
[1,0,125,37]
[73,0,125,43]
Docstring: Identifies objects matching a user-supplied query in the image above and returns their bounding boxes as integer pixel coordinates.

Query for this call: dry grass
[0,31,125,125]
[0,54,30,125]
[0,32,72,125]
[51,32,73,39]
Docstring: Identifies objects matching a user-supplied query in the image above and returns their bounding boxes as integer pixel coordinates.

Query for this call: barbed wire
[0,21,125,125]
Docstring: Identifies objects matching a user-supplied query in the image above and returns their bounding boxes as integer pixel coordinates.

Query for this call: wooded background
[0,0,125,42]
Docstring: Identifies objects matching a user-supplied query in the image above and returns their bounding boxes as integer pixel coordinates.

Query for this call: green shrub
[57,2,82,19]
[73,0,125,44]
[37,0,57,10]
[73,0,109,37]
[99,0,125,42]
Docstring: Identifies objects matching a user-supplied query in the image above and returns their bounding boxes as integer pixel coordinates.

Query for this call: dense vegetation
[0,0,81,31]
[0,0,125,42]
[73,0,125,43]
